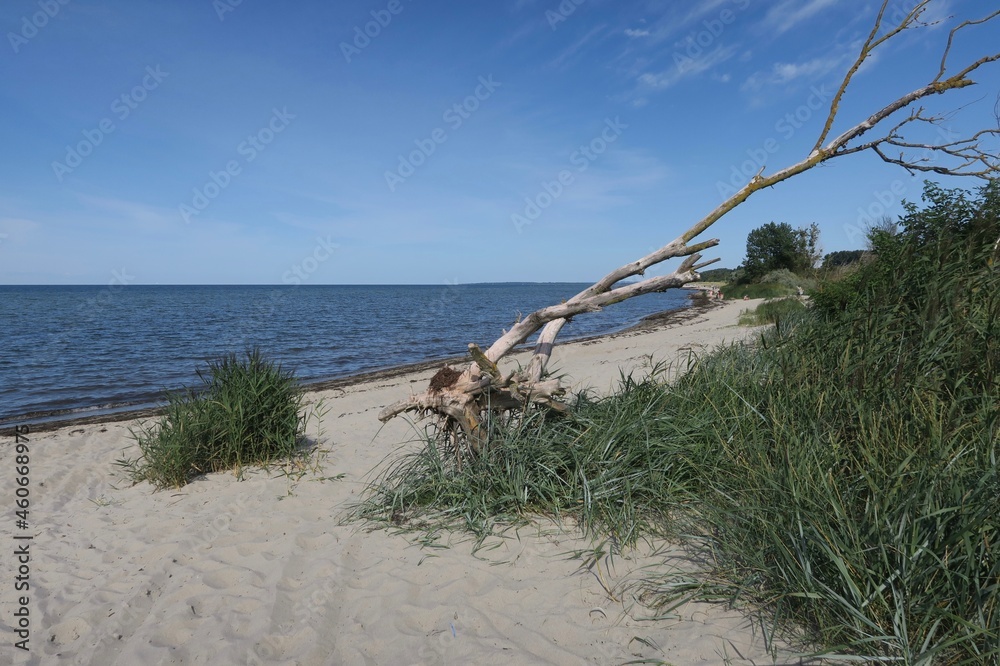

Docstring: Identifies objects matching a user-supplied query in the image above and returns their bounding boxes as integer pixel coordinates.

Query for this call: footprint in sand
[47,616,92,645]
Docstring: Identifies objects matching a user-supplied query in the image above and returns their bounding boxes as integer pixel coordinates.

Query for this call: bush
[758,268,800,287]
[121,348,306,488]
[738,297,806,326]
[720,281,796,300]
[758,268,816,291]
[809,269,860,312]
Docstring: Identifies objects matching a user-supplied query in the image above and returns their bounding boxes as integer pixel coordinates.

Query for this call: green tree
[822,250,866,268]
[741,222,818,282]
[698,267,737,282]
[796,222,822,270]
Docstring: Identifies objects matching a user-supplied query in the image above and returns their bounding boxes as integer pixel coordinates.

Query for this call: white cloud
[741,51,849,93]
[678,0,734,27]
[625,28,650,38]
[761,0,839,35]
[639,44,738,91]
[618,0,740,49]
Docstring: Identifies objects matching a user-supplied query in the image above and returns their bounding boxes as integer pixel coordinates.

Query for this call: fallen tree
[379,1,1000,453]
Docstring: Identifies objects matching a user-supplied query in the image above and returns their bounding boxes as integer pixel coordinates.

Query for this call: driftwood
[379,1,1000,452]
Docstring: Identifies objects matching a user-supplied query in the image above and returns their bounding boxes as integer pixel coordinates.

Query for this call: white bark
[378,1,1000,448]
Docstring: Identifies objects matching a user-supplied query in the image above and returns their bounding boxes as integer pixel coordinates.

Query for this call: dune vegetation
[358,182,999,664]
[119,348,307,489]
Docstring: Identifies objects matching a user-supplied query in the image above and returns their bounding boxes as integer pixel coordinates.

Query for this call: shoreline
[8,299,718,434]
[0,298,792,665]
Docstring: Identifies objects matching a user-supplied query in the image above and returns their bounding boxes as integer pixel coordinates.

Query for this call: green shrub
[719,281,796,300]
[738,297,806,326]
[809,266,862,312]
[758,268,800,287]
[758,268,817,291]
[121,348,306,488]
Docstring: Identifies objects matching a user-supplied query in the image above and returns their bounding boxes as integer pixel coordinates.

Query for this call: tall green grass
[738,297,806,326]
[721,281,797,300]
[358,182,999,663]
[120,348,307,488]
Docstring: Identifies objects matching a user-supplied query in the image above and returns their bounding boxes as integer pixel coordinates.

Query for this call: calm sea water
[0,284,692,424]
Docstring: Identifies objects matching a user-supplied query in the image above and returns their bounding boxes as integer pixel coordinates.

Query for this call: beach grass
[119,348,306,489]
[358,182,999,663]
[737,296,806,326]
[720,282,797,300]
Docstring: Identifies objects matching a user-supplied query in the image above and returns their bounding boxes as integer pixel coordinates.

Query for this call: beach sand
[1,298,808,665]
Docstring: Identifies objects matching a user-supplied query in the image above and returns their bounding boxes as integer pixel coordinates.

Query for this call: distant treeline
[700,249,865,286]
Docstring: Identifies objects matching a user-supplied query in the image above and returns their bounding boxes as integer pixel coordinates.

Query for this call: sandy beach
[1,298,808,666]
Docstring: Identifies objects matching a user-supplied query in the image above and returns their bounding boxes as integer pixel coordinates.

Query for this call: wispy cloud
[630,0,736,48]
[546,148,672,210]
[677,0,736,29]
[547,24,609,69]
[761,0,839,35]
[614,0,754,105]
[638,44,739,91]
[741,50,850,93]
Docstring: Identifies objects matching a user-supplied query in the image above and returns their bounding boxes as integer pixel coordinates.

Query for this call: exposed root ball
[428,366,462,392]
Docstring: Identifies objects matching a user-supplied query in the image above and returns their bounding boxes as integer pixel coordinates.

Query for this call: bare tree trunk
[379,1,1000,452]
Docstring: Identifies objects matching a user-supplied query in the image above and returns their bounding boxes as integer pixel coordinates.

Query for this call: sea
[0,283,693,427]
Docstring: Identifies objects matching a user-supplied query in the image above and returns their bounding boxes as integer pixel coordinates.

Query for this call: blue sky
[1,0,997,285]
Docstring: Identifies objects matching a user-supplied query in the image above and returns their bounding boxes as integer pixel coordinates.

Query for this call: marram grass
[120,348,307,489]
[357,182,999,664]
[738,296,807,326]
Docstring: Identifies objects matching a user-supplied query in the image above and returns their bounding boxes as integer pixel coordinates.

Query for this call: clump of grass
[721,281,797,300]
[358,182,999,663]
[738,296,806,326]
[120,348,306,489]
[355,373,685,545]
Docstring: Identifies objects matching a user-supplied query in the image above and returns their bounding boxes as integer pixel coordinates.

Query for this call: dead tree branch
[378,0,1000,455]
